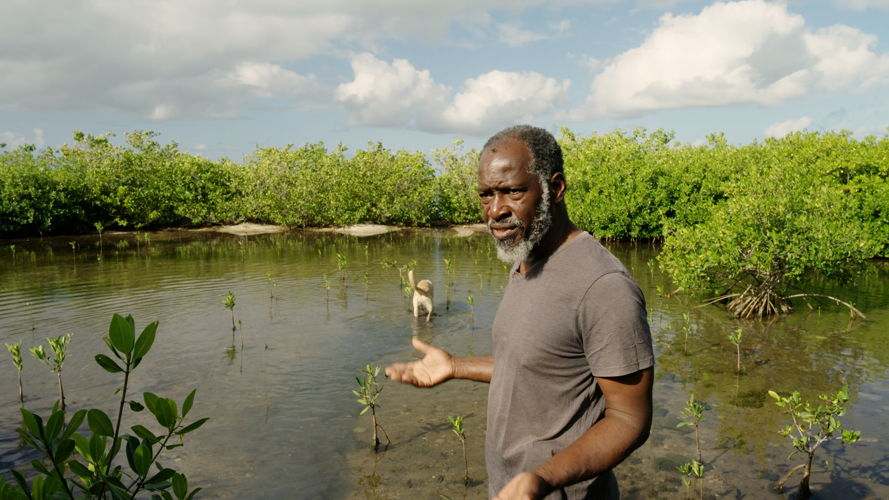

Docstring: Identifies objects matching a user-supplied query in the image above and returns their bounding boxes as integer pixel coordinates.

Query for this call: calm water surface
[0,229,886,499]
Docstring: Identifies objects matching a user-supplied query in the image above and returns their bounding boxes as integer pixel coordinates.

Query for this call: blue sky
[2,0,888,160]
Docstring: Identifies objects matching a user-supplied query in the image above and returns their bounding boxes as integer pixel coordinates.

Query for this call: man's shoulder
[555,232,631,280]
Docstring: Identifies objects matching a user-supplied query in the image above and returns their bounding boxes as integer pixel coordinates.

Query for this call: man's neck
[519,213,580,275]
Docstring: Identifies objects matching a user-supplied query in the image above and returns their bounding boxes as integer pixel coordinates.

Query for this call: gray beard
[490,181,552,266]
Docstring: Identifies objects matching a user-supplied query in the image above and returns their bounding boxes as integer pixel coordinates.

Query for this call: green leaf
[54,438,75,463]
[125,436,139,472]
[87,409,114,437]
[129,400,145,412]
[10,470,30,495]
[68,460,92,480]
[31,459,49,475]
[72,433,91,462]
[145,467,176,487]
[185,487,202,500]
[133,321,158,362]
[144,392,160,415]
[172,473,187,499]
[182,389,196,417]
[95,354,124,373]
[109,313,135,356]
[45,409,64,443]
[61,409,87,441]
[89,434,106,464]
[20,408,43,438]
[131,424,159,444]
[133,442,152,476]
[177,417,209,435]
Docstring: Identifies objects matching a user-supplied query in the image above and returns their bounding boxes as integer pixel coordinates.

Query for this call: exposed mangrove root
[775,463,806,493]
[706,285,866,321]
[784,293,868,321]
[725,285,791,319]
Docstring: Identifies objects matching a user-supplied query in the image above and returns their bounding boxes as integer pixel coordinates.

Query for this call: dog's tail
[408,269,416,290]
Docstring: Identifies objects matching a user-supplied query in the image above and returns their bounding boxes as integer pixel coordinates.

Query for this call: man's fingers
[411,336,430,353]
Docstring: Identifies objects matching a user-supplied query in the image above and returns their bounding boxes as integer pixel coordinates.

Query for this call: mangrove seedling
[335,252,348,280]
[677,460,704,500]
[769,386,860,499]
[448,415,469,485]
[68,241,76,260]
[4,341,24,405]
[443,258,455,310]
[353,364,390,452]
[728,328,742,374]
[676,394,706,500]
[322,274,331,304]
[266,272,277,300]
[3,313,208,500]
[680,312,692,355]
[30,333,72,411]
[223,291,237,331]
[94,221,104,248]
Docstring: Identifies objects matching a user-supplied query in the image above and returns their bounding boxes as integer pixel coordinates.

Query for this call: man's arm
[495,367,654,500]
[384,337,492,386]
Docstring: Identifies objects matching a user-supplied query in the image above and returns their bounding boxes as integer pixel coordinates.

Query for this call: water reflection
[0,231,886,499]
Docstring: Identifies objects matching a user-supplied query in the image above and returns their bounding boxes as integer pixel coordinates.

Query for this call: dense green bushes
[0,133,481,235]
[1,128,886,265]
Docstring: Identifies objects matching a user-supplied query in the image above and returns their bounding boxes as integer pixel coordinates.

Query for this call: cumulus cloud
[764,116,813,138]
[0,0,577,120]
[335,54,569,134]
[443,71,571,133]
[573,0,889,119]
[335,54,450,128]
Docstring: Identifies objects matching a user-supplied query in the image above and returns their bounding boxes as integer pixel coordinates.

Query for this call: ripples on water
[0,230,886,499]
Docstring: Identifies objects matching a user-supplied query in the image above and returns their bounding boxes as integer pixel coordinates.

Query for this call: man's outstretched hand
[384,337,454,387]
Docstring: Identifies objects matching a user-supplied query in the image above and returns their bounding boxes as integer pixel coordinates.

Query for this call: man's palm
[385,337,453,387]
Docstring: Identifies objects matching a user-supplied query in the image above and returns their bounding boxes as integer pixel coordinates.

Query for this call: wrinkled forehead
[479,138,533,174]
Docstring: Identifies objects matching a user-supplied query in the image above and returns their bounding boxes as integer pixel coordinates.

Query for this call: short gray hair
[481,125,564,182]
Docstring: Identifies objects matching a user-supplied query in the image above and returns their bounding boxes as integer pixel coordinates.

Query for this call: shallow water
[0,230,886,499]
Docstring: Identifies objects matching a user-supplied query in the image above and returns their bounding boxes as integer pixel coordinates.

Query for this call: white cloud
[335,54,449,128]
[764,116,813,138]
[574,0,889,119]
[0,129,45,149]
[499,24,548,47]
[335,54,569,134]
[443,71,571,133]
[833,0,889,10]
[0,0,582,120]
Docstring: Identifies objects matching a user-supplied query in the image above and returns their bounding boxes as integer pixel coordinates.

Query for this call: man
[385,125,654,499]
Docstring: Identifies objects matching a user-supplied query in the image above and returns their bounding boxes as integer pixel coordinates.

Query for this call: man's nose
[489,193,510,220]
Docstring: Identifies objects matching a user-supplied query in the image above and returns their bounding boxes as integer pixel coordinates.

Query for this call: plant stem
[736,344,741,373]
[371,409,379,452]
[462,438,468,485]
[56,371,66,411]
[17,372,24,405]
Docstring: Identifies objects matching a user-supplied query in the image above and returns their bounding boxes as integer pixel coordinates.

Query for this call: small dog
[408,269,434,322]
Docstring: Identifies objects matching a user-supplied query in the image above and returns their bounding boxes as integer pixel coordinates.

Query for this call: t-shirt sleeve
[578,271,655,378]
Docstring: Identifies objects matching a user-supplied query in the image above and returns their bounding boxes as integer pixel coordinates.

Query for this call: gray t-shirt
[485,232,654,499]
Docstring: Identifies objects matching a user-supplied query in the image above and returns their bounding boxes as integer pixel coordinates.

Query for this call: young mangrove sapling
[353,364,390,452]
[769,386,860,499]
[29,333,72,411]
[676,394,706,500]
[4,341,25,405]
[448,415,469,485]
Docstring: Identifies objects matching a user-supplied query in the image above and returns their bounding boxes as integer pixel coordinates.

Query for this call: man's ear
[550,172,568,203]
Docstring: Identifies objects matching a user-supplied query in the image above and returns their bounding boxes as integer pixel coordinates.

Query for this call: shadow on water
[0,231,886,499]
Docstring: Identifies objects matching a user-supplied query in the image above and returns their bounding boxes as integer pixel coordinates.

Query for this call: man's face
[477,139,552,265]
